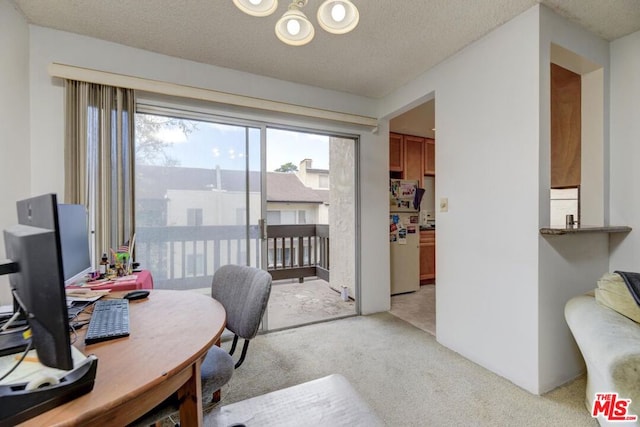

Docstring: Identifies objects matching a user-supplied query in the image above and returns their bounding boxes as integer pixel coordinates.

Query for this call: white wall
[0,1,30,304]
[380,4,615,394]
[609,30,640,270]
[380,6,543,393]
[26,25,389,314]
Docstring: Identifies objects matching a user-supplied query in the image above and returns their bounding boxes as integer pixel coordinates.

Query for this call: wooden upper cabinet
[389,133,404,172]
[424,138,435,175]
[551,63,581,188]
[403,135,424,182]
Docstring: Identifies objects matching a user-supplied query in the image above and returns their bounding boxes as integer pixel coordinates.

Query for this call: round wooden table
[21,290,226,426]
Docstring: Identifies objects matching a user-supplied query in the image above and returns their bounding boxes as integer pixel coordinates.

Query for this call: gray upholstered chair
[128,264,271,426]
[212,264,272,369]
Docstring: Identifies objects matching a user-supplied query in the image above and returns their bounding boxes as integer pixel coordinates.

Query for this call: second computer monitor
[17,194,92,285]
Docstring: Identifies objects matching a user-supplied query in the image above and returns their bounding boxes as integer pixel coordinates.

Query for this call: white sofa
[565,294,640,426]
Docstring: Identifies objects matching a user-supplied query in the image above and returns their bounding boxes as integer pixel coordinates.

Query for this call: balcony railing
[135,224,329,290]
[267,224,329,282]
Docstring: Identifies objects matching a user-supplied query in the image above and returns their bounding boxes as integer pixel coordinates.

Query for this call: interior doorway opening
[388,98,437,336]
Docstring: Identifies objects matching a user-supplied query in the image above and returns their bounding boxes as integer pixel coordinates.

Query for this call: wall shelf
[539,226,632,236]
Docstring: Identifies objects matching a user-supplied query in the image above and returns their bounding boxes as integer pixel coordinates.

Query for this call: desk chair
[130,265,271,426]
[212,264,272,369]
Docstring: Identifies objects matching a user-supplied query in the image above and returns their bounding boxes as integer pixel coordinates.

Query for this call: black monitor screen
[17,195,92,285]
[58,204,92,285]
[4,194,73,370]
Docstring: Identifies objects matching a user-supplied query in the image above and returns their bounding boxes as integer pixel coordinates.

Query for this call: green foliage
[275,162,298,172]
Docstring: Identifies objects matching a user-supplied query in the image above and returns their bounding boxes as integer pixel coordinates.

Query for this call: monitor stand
[0,346,98,425]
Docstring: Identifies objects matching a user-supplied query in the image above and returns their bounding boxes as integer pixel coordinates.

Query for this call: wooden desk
[20,290,226,426]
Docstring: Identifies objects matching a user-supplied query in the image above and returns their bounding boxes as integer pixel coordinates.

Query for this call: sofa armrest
[565,294,640,423]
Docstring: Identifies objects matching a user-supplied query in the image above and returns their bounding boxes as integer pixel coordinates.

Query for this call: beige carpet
[206,312,595,426]
[390,284,436,335]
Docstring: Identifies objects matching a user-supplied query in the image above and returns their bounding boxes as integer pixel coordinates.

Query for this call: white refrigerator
[389,180,421,295]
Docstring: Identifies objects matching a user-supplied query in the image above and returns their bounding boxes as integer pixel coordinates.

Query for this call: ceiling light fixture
[317,0,359,34]
[275,1,315,46]
[233,0,359,46]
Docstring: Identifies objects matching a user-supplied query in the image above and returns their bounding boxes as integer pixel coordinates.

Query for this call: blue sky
[157,120,329,172]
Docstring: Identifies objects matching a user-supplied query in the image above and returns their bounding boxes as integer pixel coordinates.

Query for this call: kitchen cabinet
[389,133,426,181]
[424,138,435,175]
[403,135,424,182]
[551,63,581,188]
[419,230,435,282]
[389,133,404,172]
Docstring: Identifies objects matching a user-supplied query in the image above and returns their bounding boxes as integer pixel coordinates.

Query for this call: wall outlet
[440,198,449,212]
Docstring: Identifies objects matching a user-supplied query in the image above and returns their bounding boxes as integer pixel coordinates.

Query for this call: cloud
[155,127,187,144]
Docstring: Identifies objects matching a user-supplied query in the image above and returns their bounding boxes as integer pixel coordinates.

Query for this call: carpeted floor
[206,312,595,426]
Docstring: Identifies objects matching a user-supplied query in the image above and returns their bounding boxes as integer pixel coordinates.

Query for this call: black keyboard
[85,299,130,344]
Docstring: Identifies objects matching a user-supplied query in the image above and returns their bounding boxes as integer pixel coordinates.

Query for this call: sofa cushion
[595,273,640,324]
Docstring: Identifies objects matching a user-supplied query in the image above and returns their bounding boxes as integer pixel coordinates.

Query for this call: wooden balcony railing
[135,224,329,290]
[267,224,329,282]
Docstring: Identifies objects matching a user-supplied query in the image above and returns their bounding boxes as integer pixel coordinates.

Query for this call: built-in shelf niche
[550,44,604,228]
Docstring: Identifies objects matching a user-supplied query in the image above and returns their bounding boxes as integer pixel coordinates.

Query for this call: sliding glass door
[133,105,360,332]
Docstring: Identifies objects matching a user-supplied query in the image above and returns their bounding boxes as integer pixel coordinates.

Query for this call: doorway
[388,99,437,336]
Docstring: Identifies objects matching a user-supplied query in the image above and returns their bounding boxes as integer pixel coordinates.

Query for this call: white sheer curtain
[64,80,135,265]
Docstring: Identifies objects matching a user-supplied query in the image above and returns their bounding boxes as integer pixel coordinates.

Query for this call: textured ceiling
[11,0,640,99]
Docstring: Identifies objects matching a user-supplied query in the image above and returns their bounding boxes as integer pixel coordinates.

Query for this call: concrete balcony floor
[266,278,356,330]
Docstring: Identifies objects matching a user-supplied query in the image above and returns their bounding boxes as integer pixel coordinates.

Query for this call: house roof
[266,172,324,204]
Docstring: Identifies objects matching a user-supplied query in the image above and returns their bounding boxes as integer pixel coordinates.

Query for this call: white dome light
[275,7,314,46]
[317,0,359,34]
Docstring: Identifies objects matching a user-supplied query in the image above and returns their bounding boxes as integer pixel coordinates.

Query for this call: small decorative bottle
[99,253,109,276]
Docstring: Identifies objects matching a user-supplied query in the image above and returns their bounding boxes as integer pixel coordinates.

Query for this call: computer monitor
[2,194,73,370]
[57,204,92,285]
[16,195,92,285]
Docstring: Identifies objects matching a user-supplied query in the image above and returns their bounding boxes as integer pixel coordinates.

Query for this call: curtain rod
[48,63,378,128]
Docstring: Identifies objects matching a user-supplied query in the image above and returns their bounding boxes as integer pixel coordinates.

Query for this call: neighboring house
[296,159,330,224]
[135,163,330,279]
[136,164,328,228]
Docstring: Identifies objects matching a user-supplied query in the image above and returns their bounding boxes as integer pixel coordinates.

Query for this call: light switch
[440,198,448,212]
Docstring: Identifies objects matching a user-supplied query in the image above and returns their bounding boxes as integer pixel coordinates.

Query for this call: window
[298,210,306,224]
[281,211,296,224]
[267,211,281,225]
[187,208,203,226]
[319,174,329,189]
